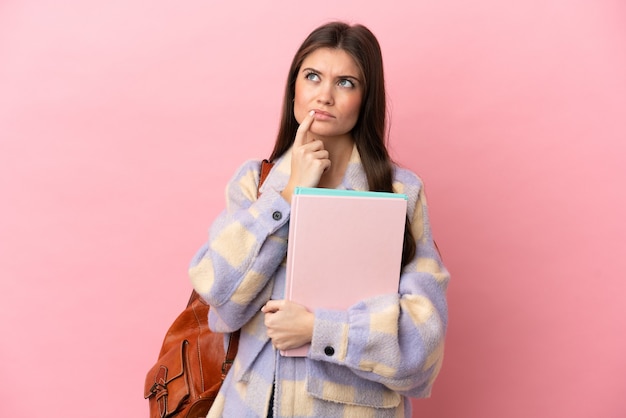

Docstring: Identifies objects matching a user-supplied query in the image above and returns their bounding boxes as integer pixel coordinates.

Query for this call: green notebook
[294,187,408,200]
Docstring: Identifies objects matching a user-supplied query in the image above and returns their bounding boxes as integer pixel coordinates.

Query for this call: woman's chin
[309,127,350,140]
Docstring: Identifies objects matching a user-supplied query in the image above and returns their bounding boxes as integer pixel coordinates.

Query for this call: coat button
[324,346,335,356]
[272,211,282,221]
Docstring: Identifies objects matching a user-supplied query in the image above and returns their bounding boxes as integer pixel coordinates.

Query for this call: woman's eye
[305,72,320,81]
[338,79,355,88]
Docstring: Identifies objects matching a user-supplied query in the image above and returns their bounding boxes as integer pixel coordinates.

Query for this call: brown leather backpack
[144,291,239,418]
[144,160,273,418]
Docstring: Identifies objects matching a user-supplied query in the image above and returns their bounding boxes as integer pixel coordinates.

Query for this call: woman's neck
[316,134,354,189]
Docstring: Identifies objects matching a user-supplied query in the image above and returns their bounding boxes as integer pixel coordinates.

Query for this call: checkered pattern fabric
[189,146,449,417]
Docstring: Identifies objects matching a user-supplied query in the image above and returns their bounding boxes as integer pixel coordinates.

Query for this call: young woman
[189,21,449,418]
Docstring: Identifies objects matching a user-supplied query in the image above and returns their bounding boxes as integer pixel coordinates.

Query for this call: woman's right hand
[281,110,331,203]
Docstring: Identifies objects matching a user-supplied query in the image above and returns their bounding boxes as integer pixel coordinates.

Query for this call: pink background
[1,1,625,417]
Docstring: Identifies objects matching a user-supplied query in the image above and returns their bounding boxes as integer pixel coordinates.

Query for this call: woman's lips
[313,109,334,120]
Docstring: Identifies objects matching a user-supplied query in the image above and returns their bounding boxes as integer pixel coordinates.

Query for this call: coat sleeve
[306,174,450,399]
[188,160,291,332]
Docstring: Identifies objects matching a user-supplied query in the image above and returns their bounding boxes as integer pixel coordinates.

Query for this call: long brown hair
[270,22,416,268]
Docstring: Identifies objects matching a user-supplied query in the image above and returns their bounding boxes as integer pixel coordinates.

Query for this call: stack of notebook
[282,187,408,356]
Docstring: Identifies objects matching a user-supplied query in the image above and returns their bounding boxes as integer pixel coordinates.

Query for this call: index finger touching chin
[294,110,316,146]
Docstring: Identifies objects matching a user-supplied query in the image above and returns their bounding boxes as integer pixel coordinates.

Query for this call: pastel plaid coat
[189,146,449,417]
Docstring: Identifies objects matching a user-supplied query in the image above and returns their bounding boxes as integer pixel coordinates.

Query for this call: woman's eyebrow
[301,67,361,81]
[301,66,320,74]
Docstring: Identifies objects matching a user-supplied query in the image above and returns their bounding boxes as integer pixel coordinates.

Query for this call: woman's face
[293,47,363,140]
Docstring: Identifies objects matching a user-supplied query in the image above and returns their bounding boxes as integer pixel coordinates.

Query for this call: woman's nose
[316,83,334,105]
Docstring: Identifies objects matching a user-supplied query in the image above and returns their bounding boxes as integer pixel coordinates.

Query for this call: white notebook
[281,187,408,356]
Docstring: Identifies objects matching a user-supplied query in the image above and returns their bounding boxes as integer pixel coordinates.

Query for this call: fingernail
[309,110,315,116]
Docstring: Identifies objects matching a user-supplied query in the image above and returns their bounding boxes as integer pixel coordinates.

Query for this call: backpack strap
[259,159,274,190]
